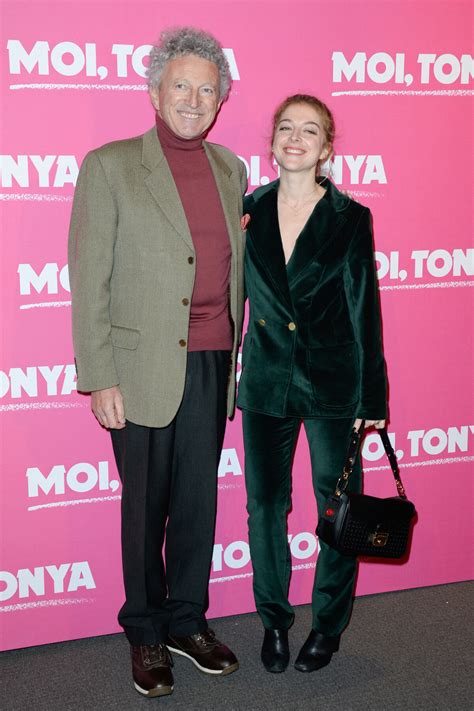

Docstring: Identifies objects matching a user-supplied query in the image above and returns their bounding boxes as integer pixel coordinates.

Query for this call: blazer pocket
[111,325,140,350]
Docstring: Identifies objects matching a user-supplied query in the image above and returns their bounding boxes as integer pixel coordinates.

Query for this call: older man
[68,27,247,697]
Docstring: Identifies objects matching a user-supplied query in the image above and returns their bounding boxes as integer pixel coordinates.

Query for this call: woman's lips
[284,147,305,154]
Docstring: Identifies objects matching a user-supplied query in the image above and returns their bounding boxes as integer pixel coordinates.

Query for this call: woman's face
[272,102,329,175]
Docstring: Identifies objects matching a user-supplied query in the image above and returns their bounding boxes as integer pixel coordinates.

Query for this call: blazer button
[288,322,296,331]
[179,339,187,347]
[188,256,194,264]
[182,298,190,306]
[258,319,266,326]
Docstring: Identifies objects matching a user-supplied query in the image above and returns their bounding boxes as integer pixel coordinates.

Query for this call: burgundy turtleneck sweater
[155,114,233,352]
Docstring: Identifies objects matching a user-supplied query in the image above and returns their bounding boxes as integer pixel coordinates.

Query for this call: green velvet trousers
[242,411,361,636]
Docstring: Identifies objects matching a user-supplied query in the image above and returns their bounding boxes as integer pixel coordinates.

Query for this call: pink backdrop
[1,0,473,651]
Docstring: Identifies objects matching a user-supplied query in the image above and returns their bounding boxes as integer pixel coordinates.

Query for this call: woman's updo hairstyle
[271,94,335,175]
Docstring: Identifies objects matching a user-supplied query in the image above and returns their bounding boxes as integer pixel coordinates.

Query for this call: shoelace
[142,644,172,667]
[194,630,218,648]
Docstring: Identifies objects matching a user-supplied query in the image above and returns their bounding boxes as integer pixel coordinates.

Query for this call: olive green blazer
[68,127,247,428]
[237,178,388,419]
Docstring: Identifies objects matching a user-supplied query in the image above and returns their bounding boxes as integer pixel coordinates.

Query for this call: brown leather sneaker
[166,628,239,676]
[131,644,174,697]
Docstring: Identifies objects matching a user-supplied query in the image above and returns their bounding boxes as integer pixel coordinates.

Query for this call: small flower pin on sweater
[241,214,251,231]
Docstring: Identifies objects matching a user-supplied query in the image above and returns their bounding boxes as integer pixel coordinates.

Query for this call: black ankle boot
[261,629,290,673]
[294,630,340,672]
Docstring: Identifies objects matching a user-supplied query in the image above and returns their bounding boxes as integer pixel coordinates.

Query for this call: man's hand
[91,386,126,429]
[354,418,386,431]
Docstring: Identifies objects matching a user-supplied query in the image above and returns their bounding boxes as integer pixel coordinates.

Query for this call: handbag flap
[347,493,416,523]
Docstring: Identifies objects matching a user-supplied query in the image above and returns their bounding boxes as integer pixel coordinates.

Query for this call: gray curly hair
[147,27,232,100]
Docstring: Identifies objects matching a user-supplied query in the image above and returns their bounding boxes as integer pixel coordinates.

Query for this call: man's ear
[149,87,160,112]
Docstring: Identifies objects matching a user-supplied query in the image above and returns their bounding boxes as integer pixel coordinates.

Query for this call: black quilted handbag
[316,423,416,558]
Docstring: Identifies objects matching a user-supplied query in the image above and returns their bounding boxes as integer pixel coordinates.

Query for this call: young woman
[237,95,387,673]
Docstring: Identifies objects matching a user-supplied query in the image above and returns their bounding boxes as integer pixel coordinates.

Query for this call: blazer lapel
[141,127,194,250]
[286,181,348,285]
[204,142,240,253]
[247,185,293,310]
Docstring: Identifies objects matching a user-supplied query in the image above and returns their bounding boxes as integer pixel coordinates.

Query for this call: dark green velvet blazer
[237,178,388,420]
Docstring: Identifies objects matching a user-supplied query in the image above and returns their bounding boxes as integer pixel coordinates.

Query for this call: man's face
[150,55,222,139]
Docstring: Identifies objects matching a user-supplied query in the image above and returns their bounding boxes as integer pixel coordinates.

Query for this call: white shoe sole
[166,645,239,676]
[134,681,174,697]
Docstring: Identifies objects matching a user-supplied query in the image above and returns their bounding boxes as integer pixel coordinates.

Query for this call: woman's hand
[354,418,386,431]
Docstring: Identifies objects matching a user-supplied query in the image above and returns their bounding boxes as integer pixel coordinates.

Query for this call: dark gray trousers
[111,350,230,645]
